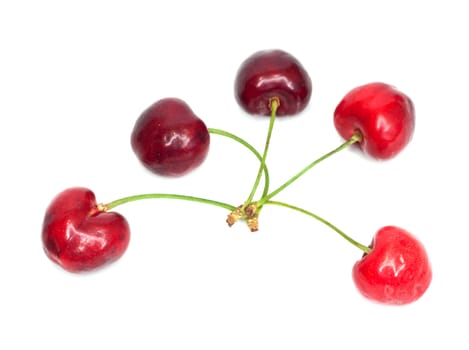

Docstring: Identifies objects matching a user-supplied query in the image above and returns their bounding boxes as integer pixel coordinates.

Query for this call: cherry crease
[42,187,130,273]
[131,98,210,176]
[235,49,312,116]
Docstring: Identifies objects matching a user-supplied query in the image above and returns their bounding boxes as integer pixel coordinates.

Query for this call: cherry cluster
[42,49,432,305]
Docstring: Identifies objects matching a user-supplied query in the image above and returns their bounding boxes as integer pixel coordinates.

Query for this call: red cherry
[334,82,415,159]
[235,49,312,116]
[131,98,210,176]
[42,187,130,273]
[352,226,432,305]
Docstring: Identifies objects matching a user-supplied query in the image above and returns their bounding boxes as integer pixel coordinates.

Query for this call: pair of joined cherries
[42,49,430,306]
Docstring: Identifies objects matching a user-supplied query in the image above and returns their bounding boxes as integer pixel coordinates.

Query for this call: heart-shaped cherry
[235,49,312,116]
[352,226,432,305]
[131,98,210,176]
[334,82,415,159]
[42,187,131,273]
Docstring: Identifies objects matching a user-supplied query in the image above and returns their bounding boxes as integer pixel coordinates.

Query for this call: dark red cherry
[235,49,312,116]
[131,98,210,176]
[42,187,131,273]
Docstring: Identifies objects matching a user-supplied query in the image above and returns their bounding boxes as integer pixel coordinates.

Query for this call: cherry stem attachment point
[265,200,371,254]
[104,193,236,212]
[244,97,279,206]
[258,131,362,206]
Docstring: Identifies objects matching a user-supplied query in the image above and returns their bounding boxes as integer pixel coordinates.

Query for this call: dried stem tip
[226,206,243,227]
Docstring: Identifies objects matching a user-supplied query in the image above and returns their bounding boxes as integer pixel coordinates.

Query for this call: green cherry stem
[104,128,271,228]
[244,98,279,206]
[104,193,236,212]
[208,127,270,198]
[265,200,371,254]
[104,128,269,215]
[258,131,362,206]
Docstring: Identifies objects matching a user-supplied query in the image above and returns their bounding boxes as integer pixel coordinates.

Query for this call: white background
[1,0,467,349]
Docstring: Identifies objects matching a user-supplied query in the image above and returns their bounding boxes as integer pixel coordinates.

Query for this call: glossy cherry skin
[353,226,432,305]
[131,98,210,176]
[334,82,415,159]
[42,187,130,273]
[235,49,312,116]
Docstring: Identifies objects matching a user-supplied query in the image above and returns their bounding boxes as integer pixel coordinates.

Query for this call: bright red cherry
[235,49,312,116]
[334,82,415,159]
[131,98,210,176]
[352,226,432,305]
[42,187,131,273]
